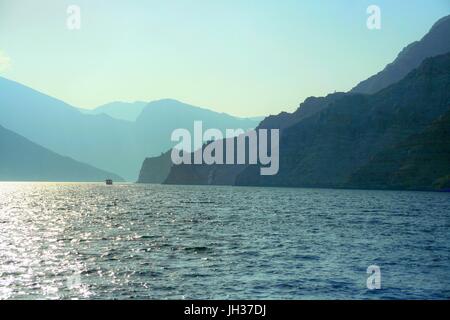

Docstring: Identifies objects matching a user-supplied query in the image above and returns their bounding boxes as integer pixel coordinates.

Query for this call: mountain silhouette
[0,78,260,181]
[236,53,450,189]
[0,125,122,182]
[347,110,450,191]
[137,150,173,184]
[158,54,450,189]
[149,15,450,190]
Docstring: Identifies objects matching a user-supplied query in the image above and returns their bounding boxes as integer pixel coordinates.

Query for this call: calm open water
[0,182,449,299]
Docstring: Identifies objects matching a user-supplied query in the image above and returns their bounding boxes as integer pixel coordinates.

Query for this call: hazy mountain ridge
[0,79,260,181]
[0,124,122,182]
[351,14,450,94]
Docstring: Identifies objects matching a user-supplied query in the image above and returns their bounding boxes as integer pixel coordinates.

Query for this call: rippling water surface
[0,182,449,299]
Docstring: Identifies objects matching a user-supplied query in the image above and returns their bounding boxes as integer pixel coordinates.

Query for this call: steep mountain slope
[259,15,450,132]
[351,14,450,94]
[138,15,450,188]
[0,77,138,180]
[258,93,347,131]
[162,137,251,185]
[235,53,450,188]
[347,111,450,191]
[0,78,260,181]
[137,150,173,184]
[0,125,122,182]
[160,48,450,187]
[137,93,347,185]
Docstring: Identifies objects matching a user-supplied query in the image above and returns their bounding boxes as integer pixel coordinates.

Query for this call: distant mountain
[0,78,260,181]
[135,99,261,184]
[0,125,122,182]
[351,14,450,94]
[80,101,148,121]
[236,53,450,188]
[135,99,260,160]
[347,110,450,191]
[0,76,138,180]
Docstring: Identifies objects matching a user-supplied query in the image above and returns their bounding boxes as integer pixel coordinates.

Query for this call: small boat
[105,179,113,185]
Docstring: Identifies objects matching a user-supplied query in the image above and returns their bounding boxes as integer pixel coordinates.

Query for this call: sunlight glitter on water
[0,182,449,299]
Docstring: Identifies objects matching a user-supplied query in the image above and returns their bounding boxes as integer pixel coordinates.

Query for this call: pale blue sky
[0,0,449,116]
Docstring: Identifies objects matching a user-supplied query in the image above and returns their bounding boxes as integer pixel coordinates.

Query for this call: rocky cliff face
[142,53,450,189]
[165,163,248,186]
[236,53,450,188]
[158,92,349,186]
[137,15,450,191]
[137,151,172,183]
[258,93,347,130]
[347,110,450,191]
